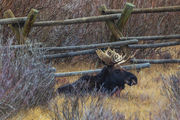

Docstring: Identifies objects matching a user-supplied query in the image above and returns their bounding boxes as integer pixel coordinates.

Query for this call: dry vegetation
[0,37,55,120]
[0,0,180,120]
[8,62,180,120]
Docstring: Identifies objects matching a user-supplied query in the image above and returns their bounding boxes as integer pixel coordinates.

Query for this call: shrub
[156,73,180,119]
[0,37,55,120]
[48,93,125,120]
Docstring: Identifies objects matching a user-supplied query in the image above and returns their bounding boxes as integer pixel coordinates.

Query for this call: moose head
[57,47,137,95]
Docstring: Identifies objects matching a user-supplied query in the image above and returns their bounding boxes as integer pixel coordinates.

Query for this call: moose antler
[96,47,126,65]
[96,47,137,65]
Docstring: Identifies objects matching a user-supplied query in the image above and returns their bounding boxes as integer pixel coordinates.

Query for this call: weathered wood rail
[1,34,179,50]
[131,59,180,64]
[128,41,180,49]
[39,39,138,51]
[119,34,180,41]
[43,49,96,59]
[0,43,42,50]
[54,63,150,77]
[0,6,179,27]
[42,41,180,59]
[104,6,180,14]
[0,14,121,26]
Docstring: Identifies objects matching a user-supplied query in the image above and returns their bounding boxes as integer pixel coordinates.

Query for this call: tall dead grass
[9,62,179,120]
[156,72,180,120]
[0,37,55,119]
[47,94,125,120]
[53,62,179,120]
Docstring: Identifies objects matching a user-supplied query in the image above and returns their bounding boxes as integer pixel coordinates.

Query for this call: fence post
[3,9,38,45]
[110,2,135,42]
[22,9,38,44]
[3,9,21,44]
[99,5,123,41]
[117,3,135,31]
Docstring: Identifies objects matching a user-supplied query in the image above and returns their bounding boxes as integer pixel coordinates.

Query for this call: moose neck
[93,66,111,84]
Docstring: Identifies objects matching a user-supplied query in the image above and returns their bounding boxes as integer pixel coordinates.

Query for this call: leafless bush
[156,73,180,120]
[0,37,55,120]
[82,97,125,120]
[48,93,125,120]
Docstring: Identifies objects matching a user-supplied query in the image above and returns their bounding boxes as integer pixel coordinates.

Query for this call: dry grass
[155,72,180,120]
[9,57,180,120]
[0,38,55,120]
[8,46,180,120]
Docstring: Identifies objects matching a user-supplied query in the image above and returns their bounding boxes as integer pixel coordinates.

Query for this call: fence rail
[1,6,179,27]
[119,34,180,41]
[42,41,180,59]
[0,14,121,26]
[1,34,179,50]
[0,17,26,25]
[0,43,42,49]
[43,49,97,59]
[128,41,180,49]
[131,59,180,64]
[104,6,180,14]
[39,39,138,51]
[54,63,150,77]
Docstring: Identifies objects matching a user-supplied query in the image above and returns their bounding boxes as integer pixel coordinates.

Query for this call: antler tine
[110,48,126,64]
[96,48,112,65]
[96,47,137,66]
[117,49,138,65]
[96,47,125,65]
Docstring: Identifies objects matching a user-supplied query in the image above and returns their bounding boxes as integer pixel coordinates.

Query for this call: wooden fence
[54,63,150,77]
[0,3,180,77]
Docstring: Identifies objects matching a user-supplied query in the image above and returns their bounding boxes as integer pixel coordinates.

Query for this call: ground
[9,55,179,119]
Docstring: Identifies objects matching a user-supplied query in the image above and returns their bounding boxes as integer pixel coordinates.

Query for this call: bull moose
[57,48,137,95]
